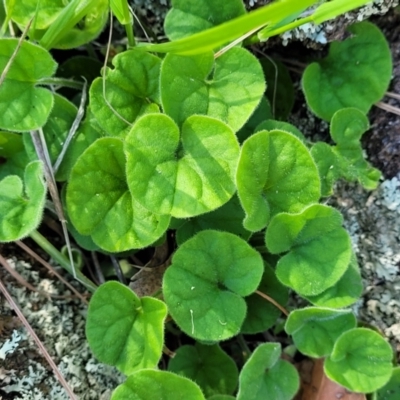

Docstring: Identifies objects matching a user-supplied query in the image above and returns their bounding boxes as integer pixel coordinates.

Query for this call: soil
[1,4,400,400]
[365,9,400,179]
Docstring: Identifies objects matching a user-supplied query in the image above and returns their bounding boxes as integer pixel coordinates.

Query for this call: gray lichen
[0,259,124,400]
[133,0,399,45]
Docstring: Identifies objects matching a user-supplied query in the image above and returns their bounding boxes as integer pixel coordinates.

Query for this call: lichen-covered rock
[134,0,399,47]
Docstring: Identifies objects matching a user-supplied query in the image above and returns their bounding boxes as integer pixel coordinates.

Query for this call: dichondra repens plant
[0,0,398,398]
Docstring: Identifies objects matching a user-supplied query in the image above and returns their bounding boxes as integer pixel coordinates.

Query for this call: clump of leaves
[0,0,397,399]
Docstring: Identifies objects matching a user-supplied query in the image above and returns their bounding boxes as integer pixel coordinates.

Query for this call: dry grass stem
[0,275,77,400]
[375,101,400,116]
[15,240,88,305]
[256,289,289,316]
[0,18,33,87]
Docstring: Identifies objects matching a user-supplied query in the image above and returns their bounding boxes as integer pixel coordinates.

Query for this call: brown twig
[255,289,289,317]
[15,241,88,305]
[0,276,77,399]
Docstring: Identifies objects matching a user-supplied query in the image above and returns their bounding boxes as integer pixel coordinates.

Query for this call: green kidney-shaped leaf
[176,195,250,245]
[302,21,392,121]
[6,0,108,48]
[305,253,363,308]
[377,367,400,400]
[168,343,239,397]
[0,38,56,131]
[5,0,64,30]
[312,108,382,194]
[241,263,288,334]
[236,130,320,232]
[54,1,108,49]
[266,204,352,296]
[331,108,381,189]
[66,137,170,252]
[160,47,265,132]
[163,230,264,341]
[125,114,239,218]
[37,0,108,50]
[324,328,393,393]
[0,161,46,242]
[111,370,205,400]
[86,281,167,375]
[237,343,299,400]
[164,0,246,41]
[285,307,356,358]
[90,50,161,138]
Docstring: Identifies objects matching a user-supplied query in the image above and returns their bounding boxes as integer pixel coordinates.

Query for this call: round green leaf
[111,370,205,400]
[330,108,381,189]
[5,0,65,30]
[164,0,246,40]
[377,367,400,400]
[66,137,170,252]
[37,0,109,49]
[0,38,56,131]
[302,21,392,121]
[304,253,363,308]
[0,161,46,241]
[86,281,167,375]
[160,47,265,132]
[54,1,108,49]
[266,204,352,296]
[7,0,108,49]
[168,343,238,397]
[236,130,320,232]
[324,328,393,393]
[285,307,356,358]
[163,230,264,341]
[237,343,299,400]
[241,263,288,334]
[176,195,250,245]
[125,114,239,218]
[89,50,161,138]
